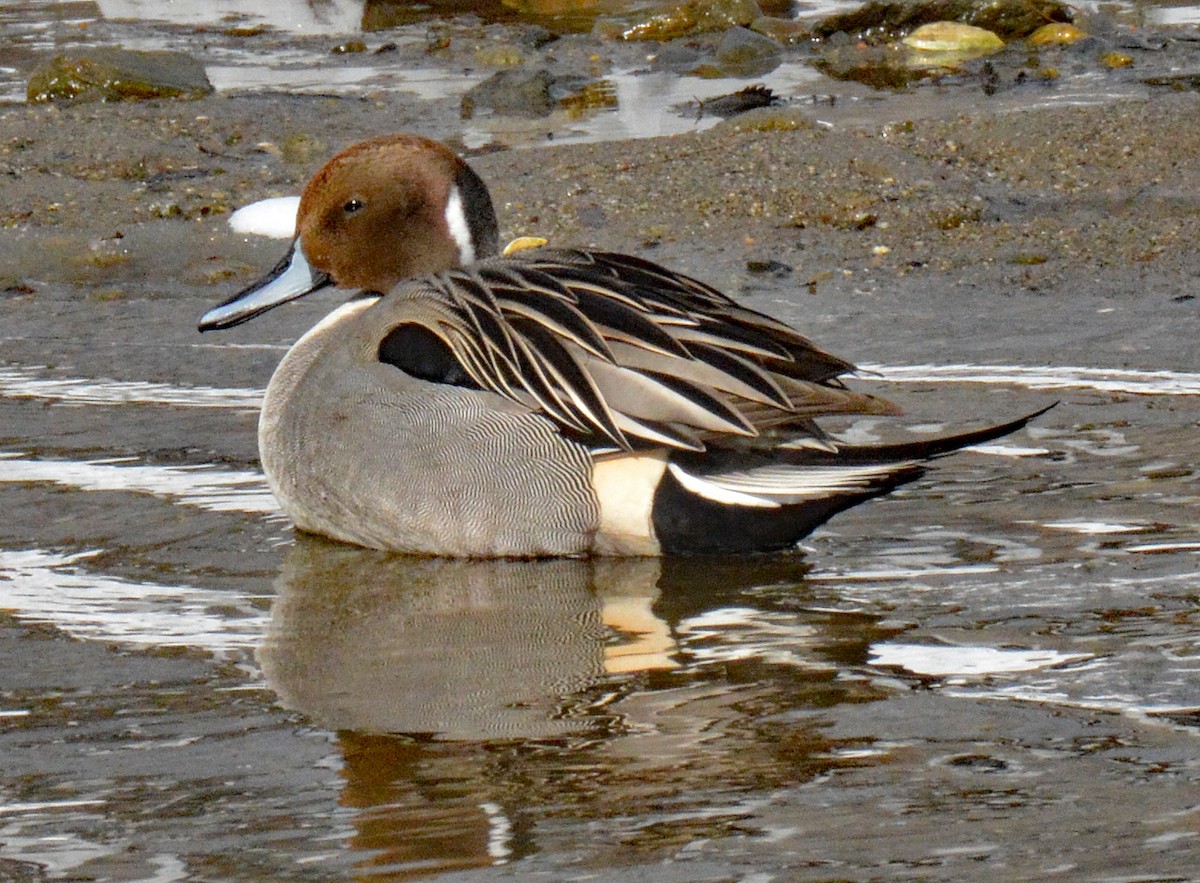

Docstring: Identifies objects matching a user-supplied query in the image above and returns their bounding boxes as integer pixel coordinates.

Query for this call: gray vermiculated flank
[259,299,599,557]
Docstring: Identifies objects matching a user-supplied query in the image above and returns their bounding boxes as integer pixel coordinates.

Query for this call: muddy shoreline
[3,82,1199,340]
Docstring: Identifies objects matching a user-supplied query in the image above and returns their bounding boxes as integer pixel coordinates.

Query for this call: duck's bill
[198,242,332,332]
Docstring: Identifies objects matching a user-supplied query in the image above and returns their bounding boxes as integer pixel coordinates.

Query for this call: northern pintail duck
[200,134,1047,557]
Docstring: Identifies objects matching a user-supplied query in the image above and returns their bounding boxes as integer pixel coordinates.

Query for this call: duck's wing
[375,249,896,452]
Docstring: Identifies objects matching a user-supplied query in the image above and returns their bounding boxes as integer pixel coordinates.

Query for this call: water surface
[1,2,1199,880]
[3,273,1198,880]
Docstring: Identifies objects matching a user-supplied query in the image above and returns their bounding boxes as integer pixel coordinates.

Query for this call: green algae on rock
[27,48,213,104]
[617,0,763,41]
[1027,22,1087,46]
[815,44,930,90]
[814,0,1070,43]
[818,19,1006,88]
[749,15,811,44]
[902,21,1004,53]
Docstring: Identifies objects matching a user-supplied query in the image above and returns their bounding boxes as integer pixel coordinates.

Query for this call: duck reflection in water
[258,537,904,878]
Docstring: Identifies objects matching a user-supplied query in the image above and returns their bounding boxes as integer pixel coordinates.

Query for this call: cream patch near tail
[590,451,668,556]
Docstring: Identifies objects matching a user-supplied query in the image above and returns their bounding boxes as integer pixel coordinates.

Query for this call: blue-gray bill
[198,242,332,331]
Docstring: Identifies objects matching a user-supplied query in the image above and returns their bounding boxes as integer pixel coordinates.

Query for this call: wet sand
[2,12,1200,883]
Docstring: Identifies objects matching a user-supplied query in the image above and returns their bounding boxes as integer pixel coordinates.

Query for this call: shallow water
[3,269,1198,880]
[2,0,1196,143]
[3,2,1200,881]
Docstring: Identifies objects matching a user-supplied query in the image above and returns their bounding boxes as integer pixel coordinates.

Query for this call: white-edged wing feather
[384,250,895,452]
[667,460,921,508]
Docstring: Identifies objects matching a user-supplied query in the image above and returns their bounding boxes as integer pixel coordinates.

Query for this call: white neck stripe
[444,186,475,265]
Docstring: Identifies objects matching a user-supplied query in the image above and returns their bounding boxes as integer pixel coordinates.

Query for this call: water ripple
[0,366,263,409]
[4,363,1196,417]
[863,363,1200,396]
[0,548,268,653]
[0,452,279,514]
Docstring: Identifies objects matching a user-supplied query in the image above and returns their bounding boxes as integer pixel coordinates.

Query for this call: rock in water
[27,48,214,104]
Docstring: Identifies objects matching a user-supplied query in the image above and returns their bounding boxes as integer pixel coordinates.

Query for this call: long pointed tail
[817,402,1057,465]
[650,403,1055,555]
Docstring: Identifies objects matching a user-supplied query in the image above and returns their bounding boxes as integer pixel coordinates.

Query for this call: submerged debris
[745,258,793,274]
[1143,72,1200,90]
[749,15,810,43]
[558,79,618,117]
[696,84,782,118]
[462,68,555,117]
[816,44,933,89]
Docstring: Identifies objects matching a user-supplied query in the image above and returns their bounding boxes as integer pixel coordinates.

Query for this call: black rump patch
[378,324,475,387]
[651,459,922,555]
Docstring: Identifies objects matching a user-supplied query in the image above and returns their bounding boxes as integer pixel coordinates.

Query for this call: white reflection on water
[96,0,364,34]
[207,62,488,100]
[0,366,264,409]
[0,548,269,653]
[465,63,826,148]
[810,563,1001,581]
[1042,521,1149,535]
[856,565,1200,717]
[0,452,279,515]
[869,605,1200,716]
[1126,541,1200,554]
[5,362,1196,415]
[676,606,828,668]
[1144,3,1200,24]
[0,827,114,883]
[0,806,192,883]
[871,643,1092,677]
[862,363,1200,396]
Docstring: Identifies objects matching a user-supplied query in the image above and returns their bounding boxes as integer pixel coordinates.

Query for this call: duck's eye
[343,198,365,215]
